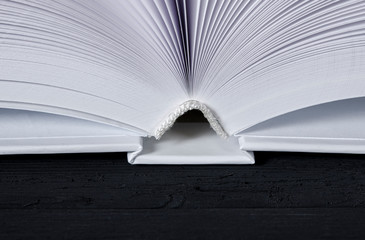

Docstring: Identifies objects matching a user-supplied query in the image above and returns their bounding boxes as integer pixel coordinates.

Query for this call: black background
[1,152,365,239]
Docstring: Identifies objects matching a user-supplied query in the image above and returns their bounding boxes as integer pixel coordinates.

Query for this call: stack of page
[1,0,364,164]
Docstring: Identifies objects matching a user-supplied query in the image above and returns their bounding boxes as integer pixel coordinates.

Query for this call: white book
[0,0,365,164]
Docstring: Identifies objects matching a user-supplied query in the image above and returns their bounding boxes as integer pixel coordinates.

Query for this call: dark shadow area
[176,109,207,122]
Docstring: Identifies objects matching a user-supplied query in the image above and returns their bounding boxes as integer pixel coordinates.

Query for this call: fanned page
[180,0,365,135]
[0,0,189,135]
[1,0,365,139]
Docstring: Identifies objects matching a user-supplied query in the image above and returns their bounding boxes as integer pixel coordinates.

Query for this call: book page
[1,0,365,138]
[0,0,189,134]
[182,0,365,135]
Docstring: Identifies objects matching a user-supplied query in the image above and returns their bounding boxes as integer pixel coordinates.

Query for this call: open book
[1,0,365,164]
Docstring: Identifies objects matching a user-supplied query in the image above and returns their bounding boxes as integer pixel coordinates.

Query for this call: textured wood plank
[1,152,365,209]
[1,209,365,240]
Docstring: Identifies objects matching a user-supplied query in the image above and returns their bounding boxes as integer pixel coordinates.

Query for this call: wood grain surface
[1,152,365,239]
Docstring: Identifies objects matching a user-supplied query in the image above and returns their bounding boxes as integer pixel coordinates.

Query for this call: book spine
[154,100,228,140]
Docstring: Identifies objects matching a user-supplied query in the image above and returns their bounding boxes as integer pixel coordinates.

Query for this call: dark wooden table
[1,152,365,239]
